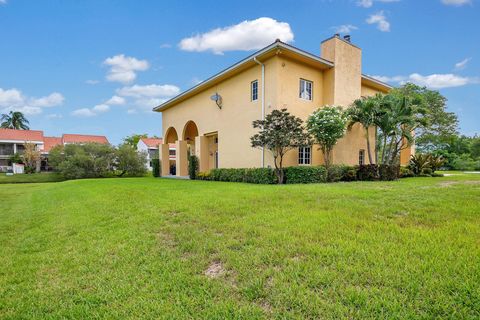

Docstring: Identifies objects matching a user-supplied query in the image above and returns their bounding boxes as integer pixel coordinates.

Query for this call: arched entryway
[164,127,178,143]
[163,127,178,175]
[182,121,199,155]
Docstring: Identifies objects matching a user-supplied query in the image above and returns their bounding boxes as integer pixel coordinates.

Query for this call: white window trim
[251,80,258,102]
[298,146,312,166]
[299,79,313,101]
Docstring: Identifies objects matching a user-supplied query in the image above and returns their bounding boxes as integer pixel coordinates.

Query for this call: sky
[0,0,479,144]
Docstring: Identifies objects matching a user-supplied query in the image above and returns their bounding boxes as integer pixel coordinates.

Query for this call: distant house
[137,137,175,171]
[0,128,109,173]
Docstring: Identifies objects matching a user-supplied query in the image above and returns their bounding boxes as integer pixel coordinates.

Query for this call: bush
[116,144,148,177]
[284,166,327,184]
[188,155,199,180]
[421,167,432,175]
[399,166,414,178]
[152,158,160,177]
[196,171,211,180]
[378,165,399,181]
[209,168,277,184]
[326,165,357,182]
[342,166,358,182]
[356,164,378,181]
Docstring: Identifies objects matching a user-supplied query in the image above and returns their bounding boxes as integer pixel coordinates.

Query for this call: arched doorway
[164,127,178,143]
[163,127,178,175]
[182,121,199,155]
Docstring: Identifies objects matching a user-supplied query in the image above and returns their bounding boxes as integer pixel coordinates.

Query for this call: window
[251,80,258,101]
[298,146,311,165]
[299,79,313,100]
[169,149,176,156]
[359,149,365,165]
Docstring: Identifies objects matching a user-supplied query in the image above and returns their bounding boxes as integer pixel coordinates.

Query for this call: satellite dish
[210,93,222,109]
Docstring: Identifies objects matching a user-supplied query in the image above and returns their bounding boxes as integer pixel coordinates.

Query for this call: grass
[0,172,65,184]
[0,174,479,319]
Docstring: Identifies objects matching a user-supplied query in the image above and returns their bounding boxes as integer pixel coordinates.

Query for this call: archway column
[195,136,209,172]
[176,140,188,177]
[159,143,170,177]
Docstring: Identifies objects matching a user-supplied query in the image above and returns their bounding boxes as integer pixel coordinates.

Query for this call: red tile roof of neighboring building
[62,134,109,144]
[43,136,63,152]
[0,128,44,142]
[140,137,163,148]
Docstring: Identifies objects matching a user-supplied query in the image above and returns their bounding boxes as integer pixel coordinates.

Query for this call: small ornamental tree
[307,106,347,169]
[251,108,310,184]
[22,142,41,173]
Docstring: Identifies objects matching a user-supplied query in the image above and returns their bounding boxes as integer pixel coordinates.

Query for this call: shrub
[116,144,148,177]
[188,155,199,180]
[244,168,277,184]
[152,158,160,177]
[196,171,211,180]
[378,164,399,181]
[399,166,414,178]
[341,166,358,182]
[356,164,378,181]
[284,166,327,184]
[408,154,431,175]
[421,167,432,175]
[326,165,357,182]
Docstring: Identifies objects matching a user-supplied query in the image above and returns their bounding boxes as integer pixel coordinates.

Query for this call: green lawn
[1,175,479,319]
[0,172,65,184]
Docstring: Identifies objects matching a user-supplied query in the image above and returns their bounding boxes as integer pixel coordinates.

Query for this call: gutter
[253,56,265,168]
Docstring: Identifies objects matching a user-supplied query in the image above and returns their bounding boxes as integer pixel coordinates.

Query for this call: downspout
[253,57,265,168]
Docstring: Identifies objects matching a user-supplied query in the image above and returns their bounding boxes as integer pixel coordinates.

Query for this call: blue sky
[0,0,478,144]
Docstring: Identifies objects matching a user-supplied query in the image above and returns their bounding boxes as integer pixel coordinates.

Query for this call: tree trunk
[365,127,373,165]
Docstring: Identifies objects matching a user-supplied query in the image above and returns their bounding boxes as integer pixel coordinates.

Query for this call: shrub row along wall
[195,164,402,184]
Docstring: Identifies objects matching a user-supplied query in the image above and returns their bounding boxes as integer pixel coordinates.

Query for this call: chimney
[320,35,362,106]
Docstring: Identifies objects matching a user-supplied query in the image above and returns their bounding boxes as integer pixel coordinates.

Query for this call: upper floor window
[299,79,313,100]
[359,149,365,165]
[251,80,258,101]
[299,146,311,165]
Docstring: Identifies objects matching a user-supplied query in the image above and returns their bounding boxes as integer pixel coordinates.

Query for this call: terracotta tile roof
[43,136,63,152]
[0,128,44,142]
[140,137,163,148]
[62,134,109,144]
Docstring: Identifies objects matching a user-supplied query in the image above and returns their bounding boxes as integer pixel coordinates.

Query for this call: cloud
[357,0,400,7]
[72,108,96,117]
[179,17,294,54]
[366,11,391,32]
[127,109,137,114]
[332,24,358,33]
[441,0,471,6]
[46,113,63,119]
[116,84,180,98]
[454,58,471,71]
[371,73,479,89]
[160,43,172,48]
[0,88,64,115]
[29,92,64,107]
[103,54,149,84]
[0,0,7,4]
[105,95,126,105]
[85,79,99,85]
[92,104,110,113]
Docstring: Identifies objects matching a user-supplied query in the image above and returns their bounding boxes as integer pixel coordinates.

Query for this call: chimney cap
[334,33,340,38]
[344,35,351,42]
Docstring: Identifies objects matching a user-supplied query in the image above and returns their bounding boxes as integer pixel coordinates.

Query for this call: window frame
[359,149,365,166]
[299,78,313,101]
[251,80,258,101]
[298,146,312,166]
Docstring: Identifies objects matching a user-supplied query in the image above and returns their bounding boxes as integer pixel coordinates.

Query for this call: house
[136,137,176,171]
[153,35,414,177]
[0,128,109,172]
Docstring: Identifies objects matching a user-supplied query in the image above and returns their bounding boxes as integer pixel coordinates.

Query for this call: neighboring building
[136,137,176,171]
[154,35,414,177]
[0,128,109,172]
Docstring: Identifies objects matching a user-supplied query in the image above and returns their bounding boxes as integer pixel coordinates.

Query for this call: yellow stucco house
[154,34,413,177]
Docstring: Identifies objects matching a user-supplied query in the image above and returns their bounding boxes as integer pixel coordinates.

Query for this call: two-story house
[153,35,413,177]
[136,137,176,171]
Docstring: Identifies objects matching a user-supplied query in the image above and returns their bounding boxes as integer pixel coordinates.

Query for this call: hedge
[284,166,327,184]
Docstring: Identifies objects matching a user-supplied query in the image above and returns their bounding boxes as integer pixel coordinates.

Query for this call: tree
[21,142,41,173]
[391,83,458,153]
[375,94,427,166]
[347,95,380,164]
[1,111,30,130]
[471,137,480,159]
[251,108,310,184]
[115,144,148,177]
[306,106,347,169]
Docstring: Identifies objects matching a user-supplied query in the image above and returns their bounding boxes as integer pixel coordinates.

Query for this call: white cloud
[105,95,126,105]
[441,0,471,6]
[29,92,64,107]
[116,84,180,98]
[454,58,471,71]
[366,11,391,32]
[92,104,110,113]
[127,109,137,114]
[46,113,63,119]
[179,17,294,54]
[0,88,64,115]
[103,54,149,84]
[357,0,400,7]
[72,108,96,117]
[85,79,99,85]
[371,73,479,89]
[332,24,358,33]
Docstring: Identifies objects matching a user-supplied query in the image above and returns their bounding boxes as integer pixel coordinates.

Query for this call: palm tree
[0,111,30,130]
[347,94,381,164]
